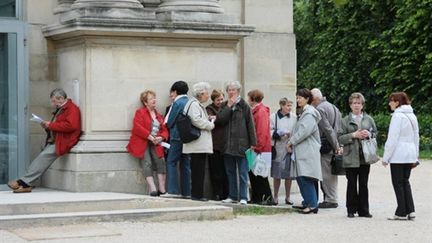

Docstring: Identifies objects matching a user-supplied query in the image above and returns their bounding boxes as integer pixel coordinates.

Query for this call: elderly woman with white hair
[182,82,215,201]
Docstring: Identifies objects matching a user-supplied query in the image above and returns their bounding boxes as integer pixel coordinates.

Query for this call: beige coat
[182,97,214,154]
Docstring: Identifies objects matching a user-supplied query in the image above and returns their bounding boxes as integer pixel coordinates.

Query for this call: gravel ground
[1,160,431,243]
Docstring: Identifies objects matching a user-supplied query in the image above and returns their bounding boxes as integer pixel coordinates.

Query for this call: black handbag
[331,154,345,175]
[271,113,278,160]
[176,101,201,143]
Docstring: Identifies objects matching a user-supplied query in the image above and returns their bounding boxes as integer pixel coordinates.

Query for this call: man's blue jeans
[166,139,191,196]
[297,176,318,208]
[224,155,248,201]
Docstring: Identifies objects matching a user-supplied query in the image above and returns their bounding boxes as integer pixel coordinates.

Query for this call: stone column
[60,0,150,22]
[156,0,230,23]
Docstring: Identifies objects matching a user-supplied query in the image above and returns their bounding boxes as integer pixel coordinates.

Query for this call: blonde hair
[140,90,156,106]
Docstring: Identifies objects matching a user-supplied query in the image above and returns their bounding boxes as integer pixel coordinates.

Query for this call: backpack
[176,101,201,143]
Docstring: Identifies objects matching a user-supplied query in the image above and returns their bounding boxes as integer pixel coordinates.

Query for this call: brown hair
[389,92,411,107]
[210,89,224,101]
[296,88,313,105]
[140,90,156,106]
[247,89,264,103]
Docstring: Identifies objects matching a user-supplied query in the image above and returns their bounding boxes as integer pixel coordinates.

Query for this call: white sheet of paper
[161,142,171,149]
[30,113,44,123]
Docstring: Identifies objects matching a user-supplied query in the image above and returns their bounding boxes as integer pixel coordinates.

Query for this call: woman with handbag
[270,98,297,205]
[338,92,377,218]
[382,92,419,220]
[182,82,215,201]
[287,89,322,214]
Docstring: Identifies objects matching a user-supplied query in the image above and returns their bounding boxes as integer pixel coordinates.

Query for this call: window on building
[0,0,16,18]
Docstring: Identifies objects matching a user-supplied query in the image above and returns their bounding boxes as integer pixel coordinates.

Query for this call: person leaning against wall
[206,89,229,201]
[270,97,297,205]
[382,92,419,221]
[182,82,215,201]
[126,90,169,196]
[8,88,81,193]
[338,92,376,219]
[218,81,257,205]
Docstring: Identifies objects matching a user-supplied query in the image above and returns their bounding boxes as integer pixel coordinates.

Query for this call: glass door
[0,20,28,190]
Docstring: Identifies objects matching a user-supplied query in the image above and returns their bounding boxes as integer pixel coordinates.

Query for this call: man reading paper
[8,88,81,193]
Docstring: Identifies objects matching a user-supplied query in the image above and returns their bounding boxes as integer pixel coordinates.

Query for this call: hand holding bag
[361,137,379,164]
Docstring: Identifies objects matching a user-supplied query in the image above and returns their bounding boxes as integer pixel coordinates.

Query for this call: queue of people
[6,85,420,221]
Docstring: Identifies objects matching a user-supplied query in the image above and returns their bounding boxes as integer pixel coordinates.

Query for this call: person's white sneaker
[408,212,416,220]
[222,198,234,203]
[239,199,247,205]
[387,215,407,220]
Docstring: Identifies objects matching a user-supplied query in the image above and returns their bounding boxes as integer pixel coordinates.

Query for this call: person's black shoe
[149,191,159,197]
[347,213,355,218]
[359,213,373,218]
[299,207,318,214]
[191,197,209,202]
[292,205,307,210]
[318,202,338,208]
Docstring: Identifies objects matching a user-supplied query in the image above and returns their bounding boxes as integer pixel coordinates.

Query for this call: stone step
[0,205,233,229]
[0,197,207,216]
[0,189,233,229]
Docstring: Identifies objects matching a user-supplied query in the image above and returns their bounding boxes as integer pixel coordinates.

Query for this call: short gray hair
[224,81,242,92]
[50,88,67,99]
[311,88,323,100]
[192,82,211,98]
[349,92,365,105]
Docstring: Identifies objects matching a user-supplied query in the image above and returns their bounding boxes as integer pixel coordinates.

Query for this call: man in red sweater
[8,88,81,193]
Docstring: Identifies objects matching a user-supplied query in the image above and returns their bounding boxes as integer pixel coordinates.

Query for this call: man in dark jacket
[8,88,81,193]
[311,88,342,208]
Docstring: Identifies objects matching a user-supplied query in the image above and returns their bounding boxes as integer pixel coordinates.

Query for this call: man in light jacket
[311,88,342,208]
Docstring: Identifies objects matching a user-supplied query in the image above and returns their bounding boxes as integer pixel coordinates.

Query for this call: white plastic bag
[252,152,271,177]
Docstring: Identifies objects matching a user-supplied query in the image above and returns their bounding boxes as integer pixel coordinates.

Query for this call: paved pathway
[1,160,431,243]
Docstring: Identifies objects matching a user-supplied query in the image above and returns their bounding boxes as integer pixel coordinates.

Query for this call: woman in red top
[247,89,275,205]
[127,90,169,196]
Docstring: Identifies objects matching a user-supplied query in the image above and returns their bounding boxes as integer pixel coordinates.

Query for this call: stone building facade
[0,0,296,194]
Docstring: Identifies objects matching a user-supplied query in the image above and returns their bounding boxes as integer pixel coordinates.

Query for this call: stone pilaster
[156,0,231,23]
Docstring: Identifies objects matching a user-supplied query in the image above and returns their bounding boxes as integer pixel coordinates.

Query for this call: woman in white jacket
[183,82,215,201]
[382,92,419,220]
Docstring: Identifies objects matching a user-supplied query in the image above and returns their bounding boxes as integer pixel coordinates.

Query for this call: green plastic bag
[245,148,257,170]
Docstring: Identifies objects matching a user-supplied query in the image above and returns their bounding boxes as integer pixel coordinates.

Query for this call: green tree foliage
[295,0,432,114]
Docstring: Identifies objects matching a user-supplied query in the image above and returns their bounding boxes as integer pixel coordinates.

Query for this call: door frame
[0,19,28,190]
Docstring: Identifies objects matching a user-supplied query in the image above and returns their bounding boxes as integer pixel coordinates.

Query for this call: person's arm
[383,115,402,162]
[130,110,151,140]
[317,108,339,150]
[48,107,80,133]
[216,103,231,125]
[166,102,179,129]
[188,102,214,131]
[246,106,257,147]
[289,114,317,145]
